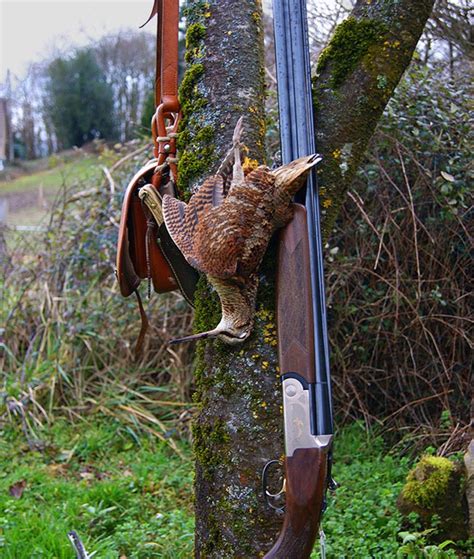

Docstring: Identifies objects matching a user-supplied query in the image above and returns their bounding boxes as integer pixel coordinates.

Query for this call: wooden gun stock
[265,448,327,558]
[264,204,331,559]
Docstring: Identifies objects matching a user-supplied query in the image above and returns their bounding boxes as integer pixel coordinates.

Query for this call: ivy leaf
[438,540,455,549]
[440,171,455,182]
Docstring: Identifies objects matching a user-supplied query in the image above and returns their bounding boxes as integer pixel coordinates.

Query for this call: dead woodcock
[163,117,321,344]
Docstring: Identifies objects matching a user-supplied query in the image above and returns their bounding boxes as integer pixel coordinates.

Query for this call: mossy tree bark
[314,0,436,238]
[179,1,434,557]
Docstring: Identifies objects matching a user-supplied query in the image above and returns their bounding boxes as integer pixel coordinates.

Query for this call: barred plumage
[163,117,321,344]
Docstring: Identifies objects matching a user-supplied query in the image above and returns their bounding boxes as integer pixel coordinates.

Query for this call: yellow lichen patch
[243,157,259,174]
[252,11,262,26]
[262,317,277,347]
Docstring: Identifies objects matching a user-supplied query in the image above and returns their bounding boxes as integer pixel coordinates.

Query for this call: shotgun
[263,1,335,557]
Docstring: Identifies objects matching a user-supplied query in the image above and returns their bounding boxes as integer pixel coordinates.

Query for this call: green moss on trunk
[178,6,216,197]
[312,0,435,240]
[317,17,388,88]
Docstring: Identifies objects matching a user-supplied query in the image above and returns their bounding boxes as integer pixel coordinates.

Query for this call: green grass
[2,415,469,558]
[1,155,100,195]
[0,417,194,558]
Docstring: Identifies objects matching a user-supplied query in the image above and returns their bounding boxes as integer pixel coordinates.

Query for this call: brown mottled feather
[164,137,321,345]
[189,166,277,279]
[163,175,225,269]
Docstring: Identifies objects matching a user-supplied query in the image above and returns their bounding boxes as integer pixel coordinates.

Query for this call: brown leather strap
[144,0,181,181]
[160,0,179,110]
[118,0,192,357]
[141,0,179,110]
[134,289,149,359]
[154,0,164,107]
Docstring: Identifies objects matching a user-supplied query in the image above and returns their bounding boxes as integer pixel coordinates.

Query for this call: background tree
[94,31,155,141]
[6,30,156,157]
[10,62,48,159]
[44,49,115,149]
[178,0,436,556]
[427,0,472,62]
[140,88,156,135]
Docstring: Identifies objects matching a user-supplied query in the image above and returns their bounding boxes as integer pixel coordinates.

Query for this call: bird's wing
[162,196,194,259]
[187,175,225,217]
[163,175,225,269]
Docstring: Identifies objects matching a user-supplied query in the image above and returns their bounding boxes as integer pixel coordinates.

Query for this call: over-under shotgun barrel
[267,0,335,557]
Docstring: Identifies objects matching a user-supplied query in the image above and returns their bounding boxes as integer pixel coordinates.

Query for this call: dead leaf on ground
[78,465,109,481]
[47,463,69,477]
[79,471,95,481]
[9,479,26,499]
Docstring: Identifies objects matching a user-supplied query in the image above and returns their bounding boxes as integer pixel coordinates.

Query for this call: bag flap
[116,161,177,297]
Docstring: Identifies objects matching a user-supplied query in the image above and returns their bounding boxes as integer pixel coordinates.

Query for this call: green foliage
[317,17,387,88]
[45,49,116,148]
[0,417,193,558]
[381,65,471,219]
[397,530,457,558]
[311,423,411,558]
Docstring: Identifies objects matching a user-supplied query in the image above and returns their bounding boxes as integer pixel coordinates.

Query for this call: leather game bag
[116,0,198,354]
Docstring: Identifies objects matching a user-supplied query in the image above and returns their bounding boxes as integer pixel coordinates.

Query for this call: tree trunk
[314,0,436,237]
[179,1,435,557]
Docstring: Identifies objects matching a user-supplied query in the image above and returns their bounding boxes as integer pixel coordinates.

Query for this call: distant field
[0,152,114,226]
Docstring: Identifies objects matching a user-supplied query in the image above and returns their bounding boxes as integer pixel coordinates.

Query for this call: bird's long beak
[168,327,224,345]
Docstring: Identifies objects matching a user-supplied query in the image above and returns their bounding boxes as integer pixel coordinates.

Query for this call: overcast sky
[1,0,153,81]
